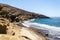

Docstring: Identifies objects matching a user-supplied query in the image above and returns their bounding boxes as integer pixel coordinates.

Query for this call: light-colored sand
[0,18,47,40]
[20,27,47,40]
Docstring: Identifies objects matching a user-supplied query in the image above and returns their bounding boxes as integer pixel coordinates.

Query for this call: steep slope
[0,18,47,40]
[0,3,47,40]
[0,3,49,22]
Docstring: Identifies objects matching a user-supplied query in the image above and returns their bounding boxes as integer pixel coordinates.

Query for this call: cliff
[0,18,47,40]
[0,3,49,22]
[0,3,47,40]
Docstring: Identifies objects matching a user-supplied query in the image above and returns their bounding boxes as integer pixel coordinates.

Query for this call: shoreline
[22,21,60,40]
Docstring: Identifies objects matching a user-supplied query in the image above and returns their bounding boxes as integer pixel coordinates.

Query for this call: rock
[0,3,48,40]
[0,3,49,22]
[0,18,47,40]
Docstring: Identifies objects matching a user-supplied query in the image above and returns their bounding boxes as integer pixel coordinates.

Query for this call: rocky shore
[0,3,49,22]
[0,3,49,40]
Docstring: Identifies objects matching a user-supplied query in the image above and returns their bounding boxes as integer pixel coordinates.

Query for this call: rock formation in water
[0,3,49,22]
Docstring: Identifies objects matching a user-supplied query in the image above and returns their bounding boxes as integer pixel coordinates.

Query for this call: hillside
[0,3,49,22]
[0,3,47,40]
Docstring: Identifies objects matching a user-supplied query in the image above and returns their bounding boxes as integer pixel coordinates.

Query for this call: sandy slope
[20,27,47,40]
[0,18,47,40]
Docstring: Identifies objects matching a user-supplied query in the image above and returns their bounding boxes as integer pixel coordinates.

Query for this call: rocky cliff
[0,18,47,40]
[0,3,49,22]
[0,3,47,40]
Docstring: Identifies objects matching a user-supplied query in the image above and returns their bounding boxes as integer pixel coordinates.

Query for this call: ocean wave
[22,21,60,35]
[23,19,35,23]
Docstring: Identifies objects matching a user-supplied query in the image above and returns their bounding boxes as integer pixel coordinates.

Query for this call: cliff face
[0,18,47,40]
[0,4,47,40]
[0,3,49,22]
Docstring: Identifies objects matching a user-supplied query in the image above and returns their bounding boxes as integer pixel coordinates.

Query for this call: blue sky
[0,0,60,17]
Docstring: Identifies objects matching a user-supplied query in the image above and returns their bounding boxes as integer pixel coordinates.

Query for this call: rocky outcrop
[0,3,48,40]
[0,18,47,40]
[0,3,49,22]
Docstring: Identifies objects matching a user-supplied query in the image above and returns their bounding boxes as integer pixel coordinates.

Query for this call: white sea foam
[23,19,35,23]
[22,21,60,36]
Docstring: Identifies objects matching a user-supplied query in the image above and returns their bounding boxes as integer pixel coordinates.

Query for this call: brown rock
[0,3,49,22]
[0,18,47,40]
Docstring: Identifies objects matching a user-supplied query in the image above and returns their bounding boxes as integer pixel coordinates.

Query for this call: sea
[22,17,60,39]
[32,17,60,27]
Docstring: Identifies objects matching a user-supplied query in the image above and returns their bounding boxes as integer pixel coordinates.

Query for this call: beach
[22,20,60,40]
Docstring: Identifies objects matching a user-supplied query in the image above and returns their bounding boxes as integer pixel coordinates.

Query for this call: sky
[0,0,60,17]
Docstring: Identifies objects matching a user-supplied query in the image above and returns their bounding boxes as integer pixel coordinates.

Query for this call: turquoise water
[32,17,60,27]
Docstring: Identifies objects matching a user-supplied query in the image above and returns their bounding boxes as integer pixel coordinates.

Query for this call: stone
[0,3,49,22]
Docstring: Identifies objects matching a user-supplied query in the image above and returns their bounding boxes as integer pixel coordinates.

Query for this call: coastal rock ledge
[0,3,49,22]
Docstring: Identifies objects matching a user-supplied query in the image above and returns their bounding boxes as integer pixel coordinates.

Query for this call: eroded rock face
[0,3,49,22]
[0,18,9,34]
[0,3,47,40]
[0,18,47,40]
[0,18,30,40]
